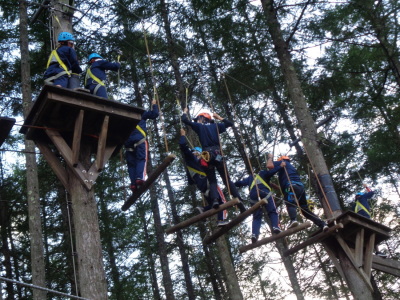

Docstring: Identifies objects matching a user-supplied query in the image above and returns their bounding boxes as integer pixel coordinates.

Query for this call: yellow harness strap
[250,174,272,191]
[46,49,71,76]
[85,67,105,86]
[136,125,146,138]
[354,201,371,218]
[187,166,206,177]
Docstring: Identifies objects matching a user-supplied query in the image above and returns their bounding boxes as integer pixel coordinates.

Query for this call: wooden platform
[20,85,144,192]
[0,117,16,147]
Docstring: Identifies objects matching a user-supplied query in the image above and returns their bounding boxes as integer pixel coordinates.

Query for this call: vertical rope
[65,192,79,297]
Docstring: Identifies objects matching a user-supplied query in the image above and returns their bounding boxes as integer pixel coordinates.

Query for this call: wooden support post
[364,233,375,278]
[121,154,176,211]
[239,221,311,253]
[36,141,70,193]
[96,115,109,171]
[372,256,400,277]
[45,128,92,190]
[203,199,266,245]
[165,198,240,234]
[283,223,344,257]
[72,110,84,167]
[322,243,346,279]
[355,228,365,267]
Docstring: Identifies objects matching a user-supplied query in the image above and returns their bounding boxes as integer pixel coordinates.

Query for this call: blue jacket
[179,135,207,191]
[181,113,234,149]
[272,159,302,188]
[85,59,120,86]
[44,45,82,77]
[354,190,375,218]
[235,166,281,200]
[125,104,159,147]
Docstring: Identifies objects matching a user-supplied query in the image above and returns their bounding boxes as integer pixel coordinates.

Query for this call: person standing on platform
[235,155,283,243]
[179,129,228,226]
[44,32,82,88]
[125,99,158,192]
[267,155,328,231]
[85,53,120,99]
[181,108,246,213]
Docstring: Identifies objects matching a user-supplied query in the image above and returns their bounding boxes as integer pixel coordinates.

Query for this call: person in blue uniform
[181,108,246,213]
[179,129,227,226]
[353,184,375,218]
[85,53,120,99]
[125,99,159,192]
[44,32,82,88]
[235,155,283,243]
[267,155,327,231]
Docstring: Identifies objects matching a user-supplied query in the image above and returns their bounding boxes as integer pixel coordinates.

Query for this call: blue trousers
[125,141,148,186]
[88,83,108,99]
[251,191,279,236]
[284,184,324,227]
[203,186,226,221]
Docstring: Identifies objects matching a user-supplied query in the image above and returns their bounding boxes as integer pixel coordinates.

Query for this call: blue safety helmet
[88,53,103,62]
[356,192,363,197]
[58,32,75,42]
[192,147,202,153]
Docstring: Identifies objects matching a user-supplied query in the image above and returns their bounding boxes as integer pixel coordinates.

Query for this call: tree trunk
[19,1,47,299]
[67,142,108,299]
[147,154,175,300]
[215,236,243,300]
[51,0,74,46]
[162,169,196,299]
[260,0,375,299]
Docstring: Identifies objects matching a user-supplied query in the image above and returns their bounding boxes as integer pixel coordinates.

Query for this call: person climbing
[181,108,246,213]
[44,32,82,88]
[179,129,228,226]
[235,154,284,243]
[84,53,120,99]
[267,155,328,231]
[125,99,159,193]
[353,184,387,257]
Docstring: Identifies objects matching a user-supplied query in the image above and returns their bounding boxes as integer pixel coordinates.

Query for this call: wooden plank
[45,128,92,190]
[239,221,311,253]
[36,141,70,193]
[372,256,400,277]
[283,223,344,257]
[364,233,375,278]
[96,115,109,171]
[121,154,176,211]
[165,198,240,234]
[72,110,84,167]
[354,228,364,267]
[203,199,267,245]
[0,117,15,147]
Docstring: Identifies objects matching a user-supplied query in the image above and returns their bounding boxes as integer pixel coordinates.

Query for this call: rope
[0,276,89,300]
[119,148,128,200]
[65,192,79,297]
[141,20,169,153]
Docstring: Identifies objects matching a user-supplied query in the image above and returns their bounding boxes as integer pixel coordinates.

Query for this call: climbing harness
[84,66,106,95]
[45,48,72,84]
[354,200,371,218]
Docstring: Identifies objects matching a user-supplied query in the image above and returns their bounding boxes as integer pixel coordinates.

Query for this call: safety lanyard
[355,201,371,217]
[46,49,71,76]
[135,125,146,138]
[250,174,271,191]
[85,67,105,86]
[187,166,206,177]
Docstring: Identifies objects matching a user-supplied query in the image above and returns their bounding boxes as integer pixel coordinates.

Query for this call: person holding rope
[181,108,246,213]
[44,32,82,88]
[267,155,328,231]
[125,99,159,193]
[235,154,284,243]
[352,183,387,257]
[179,129,228,226]
[85,53,120,99]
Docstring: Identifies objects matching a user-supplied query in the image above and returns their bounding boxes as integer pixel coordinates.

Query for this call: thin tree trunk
[147,154,175,300]
[261,1,375,299]
[19,1,47,299]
